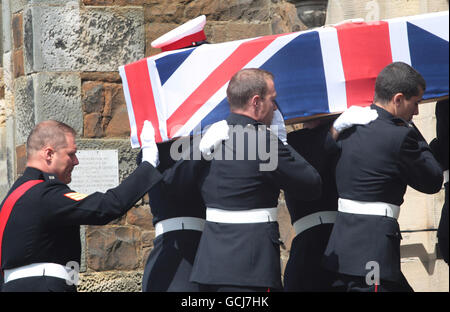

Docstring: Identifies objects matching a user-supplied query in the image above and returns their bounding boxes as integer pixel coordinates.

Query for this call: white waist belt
[154,217,205,238]
[338,198,400,219]
[206,207,278,223]
[293,211,337,236]
[444,170,449,184]
[4,262,71,284]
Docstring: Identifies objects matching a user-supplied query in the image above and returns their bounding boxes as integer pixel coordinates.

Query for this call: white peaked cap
[151,15,207,51]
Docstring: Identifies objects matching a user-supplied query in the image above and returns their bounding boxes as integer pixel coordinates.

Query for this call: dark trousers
[198,284,276,292]
[142,230,202,292]
[284,224,337,291]
[1,276,77,292]
[331,273,414,292]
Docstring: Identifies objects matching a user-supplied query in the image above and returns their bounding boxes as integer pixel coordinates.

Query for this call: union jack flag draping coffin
[119,11,449,147]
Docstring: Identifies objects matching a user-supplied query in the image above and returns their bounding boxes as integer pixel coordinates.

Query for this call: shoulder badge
[43,172,59,182]
[393,118,410,127]
[64,192,88,201]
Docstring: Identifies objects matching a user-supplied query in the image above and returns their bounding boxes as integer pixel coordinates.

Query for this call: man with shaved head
[0,120,161,292]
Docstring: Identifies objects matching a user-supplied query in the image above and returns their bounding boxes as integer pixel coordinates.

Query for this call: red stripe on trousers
[335,21,393,108]
[125,58,162,144]
[0,180,44,268]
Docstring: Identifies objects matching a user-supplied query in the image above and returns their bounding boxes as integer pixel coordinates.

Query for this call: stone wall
[0,0,448,292]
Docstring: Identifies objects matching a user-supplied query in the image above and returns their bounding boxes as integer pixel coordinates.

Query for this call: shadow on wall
[400,242,443,275]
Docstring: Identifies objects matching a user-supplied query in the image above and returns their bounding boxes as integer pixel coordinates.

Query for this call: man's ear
[43,146,54,162]
[250,94,260,111]
[392,93,404,107]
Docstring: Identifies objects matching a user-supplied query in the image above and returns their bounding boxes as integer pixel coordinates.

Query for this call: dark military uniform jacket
[190,113,322,289]
[148,139,206,226]
[143,139,207,292]
[430,100,449,243]
[0,162,161,272]
[283,121,339,291]
[323,104,443,282]
[285,121,339,222]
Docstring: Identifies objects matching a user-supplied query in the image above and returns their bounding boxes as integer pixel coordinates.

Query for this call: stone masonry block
[2,0,12,53]
[82,81,104,114]
[5,118,15,187]
[104,105,130,138]
[401,258,449,292]
[399,186,444,231]
[33,72,83,135]
[86,226,142,271]
[326,0,448,27]
[12,12,24,50]
[412,101,437,143]
[146,0,271,23]
[10,0,28,14]
[126,205,153,231]
[400,231,448,292]
[12,48,25,78]
[81,81,129,138]
[205,22,272,44]
[14,75,35,145]
[2,52,13,100]
[84,112,103,138]
[24,5,144,73]
[0,126,9,200]
[15,144,27,177]
[83,0,146,5]
[210,0,271,22]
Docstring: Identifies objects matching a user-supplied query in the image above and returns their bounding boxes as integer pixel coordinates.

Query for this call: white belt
[338,198,400,219]
[4,262,71,284]
[293,211,337,236]
[206,207,278,223]
[154,217,205,238]
[444,170,449,184]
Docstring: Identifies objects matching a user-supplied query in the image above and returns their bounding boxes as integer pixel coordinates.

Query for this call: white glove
[140,120,159,167]
[333,105,378,133]
[199,120,229,159]
[270,109,287,145]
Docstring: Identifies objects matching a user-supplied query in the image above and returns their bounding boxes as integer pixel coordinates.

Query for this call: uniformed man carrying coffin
[190,68,323,292]
[0,120,161,292]
[282,113,374,290]
[140,15,213,292]
[323,62,443,292]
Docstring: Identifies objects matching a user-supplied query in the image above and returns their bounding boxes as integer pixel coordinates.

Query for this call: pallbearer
[323,62,443,292]
[141,16,210,292]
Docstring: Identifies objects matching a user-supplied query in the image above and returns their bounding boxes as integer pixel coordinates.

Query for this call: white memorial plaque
[68,150,119,195]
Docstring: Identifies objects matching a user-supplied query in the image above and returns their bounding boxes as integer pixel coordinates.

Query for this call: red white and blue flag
[119,11,449,146]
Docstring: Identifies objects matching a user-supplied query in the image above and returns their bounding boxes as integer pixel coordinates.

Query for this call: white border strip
[119,65,140,148]
[147,58,169,142]
[388,19,411,65]
[319,27,347,113]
